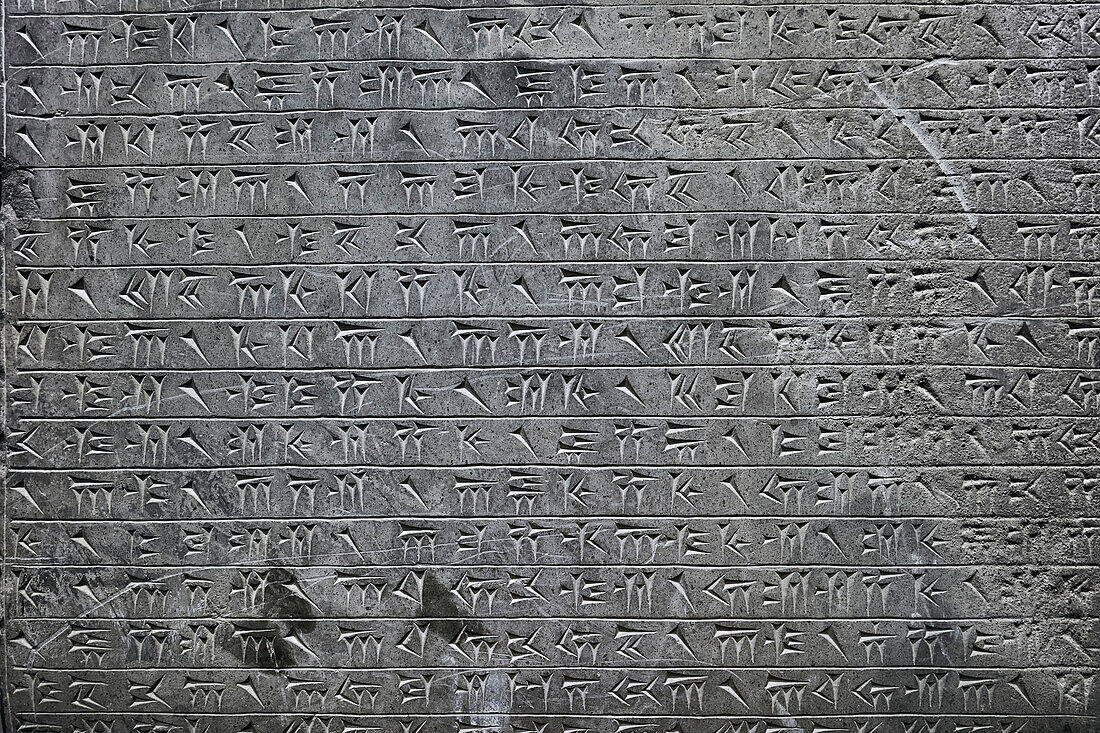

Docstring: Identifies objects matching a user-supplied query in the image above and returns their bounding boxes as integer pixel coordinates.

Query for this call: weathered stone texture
[2,1,1099,731]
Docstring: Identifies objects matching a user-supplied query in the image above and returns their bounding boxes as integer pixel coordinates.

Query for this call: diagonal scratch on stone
[865,78,979,230]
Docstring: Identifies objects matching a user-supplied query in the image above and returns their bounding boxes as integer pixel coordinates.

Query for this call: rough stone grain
[2,2,1098,732]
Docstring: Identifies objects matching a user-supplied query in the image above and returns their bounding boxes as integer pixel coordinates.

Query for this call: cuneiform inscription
[3,2,1100,733]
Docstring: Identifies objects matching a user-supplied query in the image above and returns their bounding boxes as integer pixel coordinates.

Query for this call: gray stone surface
[2,1,1099,731]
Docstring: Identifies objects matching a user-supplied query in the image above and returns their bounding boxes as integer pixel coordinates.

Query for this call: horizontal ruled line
[14,258,1100,269]
[23,157,1100,168]
[14,664,1100,672]
[11,463,1097,471]
[10,713,1095,720]
[34,211,1100,220]
[6,515,1062,523]
[13,613,1090,622]
[12,105,1100,117]
[13,56,1100,69]
[13,314,1100,322]
[22,414,1100,421]
[10,364,1098,373]
[11,562,1100,569]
